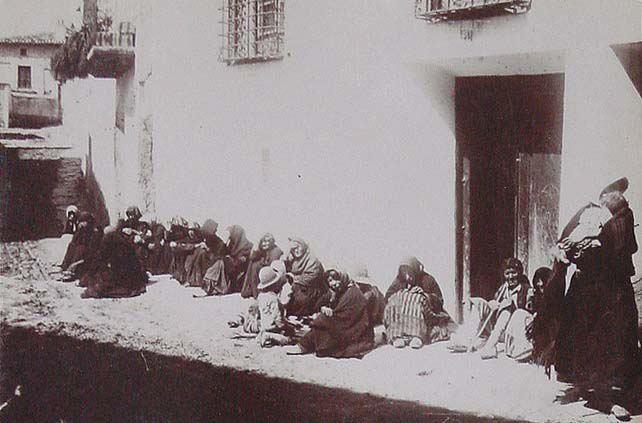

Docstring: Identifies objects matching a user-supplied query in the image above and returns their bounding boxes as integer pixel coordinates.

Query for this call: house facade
[67,0,641,319]
[0,32,63,128]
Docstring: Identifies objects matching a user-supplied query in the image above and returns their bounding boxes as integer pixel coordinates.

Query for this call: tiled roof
[0,32,64,45]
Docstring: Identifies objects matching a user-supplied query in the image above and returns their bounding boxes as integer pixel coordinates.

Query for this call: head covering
[501,257,524,275]
[398,256,424,277]
[532,267,552,288]
[228,225,253,258]
[171,216,189,228]
[600,177,628,197]
[66,205,79,218]
[288,237,309,253]
[201,219,219,238]
[259,233,276,250]
[325,267,352,289]
[257,266,281,290]
[103,225,117,235]
[125,206,142,221]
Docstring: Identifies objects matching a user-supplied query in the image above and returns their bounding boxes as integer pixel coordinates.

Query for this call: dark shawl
[299,282,374,358]
[531,201,640,386]
[241,233,284,299]
[185,220,228,289]
[81,230,147,298]
[147,222,172,275]
[61,212,103,271]
[284,238,326,316]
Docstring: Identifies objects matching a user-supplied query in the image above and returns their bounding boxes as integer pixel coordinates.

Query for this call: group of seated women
[58,204,549,360]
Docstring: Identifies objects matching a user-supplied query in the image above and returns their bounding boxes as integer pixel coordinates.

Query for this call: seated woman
[184,219,227,287]
[118,206,152,267]
[168,220,201,284]
[200,225,253,296]
[241,233,284,299]
[350,265,386,327]
[80,226,148,299]
[62,205,79,235]
[283,237,327,317]
[59,212,103,282]
[287,268,374,358]
[450,258,533,360]
[384,257,456,349]
[146,220,172,275]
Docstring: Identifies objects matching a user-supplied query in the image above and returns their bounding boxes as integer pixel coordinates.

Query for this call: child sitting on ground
[228,261,298,347]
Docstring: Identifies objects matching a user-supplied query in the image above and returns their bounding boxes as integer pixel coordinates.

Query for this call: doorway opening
[455,74,565,318]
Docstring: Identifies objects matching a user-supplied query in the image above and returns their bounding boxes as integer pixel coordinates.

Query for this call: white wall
[149,0,458,309]
[61,76,120,223]
[560,46,642,276]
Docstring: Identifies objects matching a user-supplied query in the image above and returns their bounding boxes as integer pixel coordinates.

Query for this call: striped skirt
[384,290,430,342]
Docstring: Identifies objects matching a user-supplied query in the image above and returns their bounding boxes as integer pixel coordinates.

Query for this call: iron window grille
[415,0,532,22]
[219,0,285,65]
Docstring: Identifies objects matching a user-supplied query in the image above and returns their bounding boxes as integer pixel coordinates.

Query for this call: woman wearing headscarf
[283,237,326,317]
[287,268,374,358]
[530,178,640,420]
[59,211,103,282]
[167,218,198,283]
[146,221,172,275]
[240,233,284,299]
[384,256,456,349]
[62,205,79,235]
[184,219,227,287]
[200,224,253,296]
[80,226,148,299]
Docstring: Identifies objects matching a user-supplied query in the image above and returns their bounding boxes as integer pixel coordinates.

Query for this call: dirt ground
[1,237,641,423]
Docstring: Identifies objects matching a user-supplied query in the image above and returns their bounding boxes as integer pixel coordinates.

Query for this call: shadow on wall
[82,134,110,228]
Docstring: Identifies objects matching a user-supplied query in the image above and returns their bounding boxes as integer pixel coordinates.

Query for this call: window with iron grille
[17,66,31,90]
[220,0,285,65]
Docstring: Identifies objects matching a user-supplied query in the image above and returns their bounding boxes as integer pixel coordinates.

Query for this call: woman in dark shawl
[62,205,79,235]
[384,256,456,348]
[283,237,327,317]
[146,221,172,275]
[168,219,199,284]
[241,233,284,299]
[80,226,148,299]
[529,177,640,419]
[60,212,103,282]
[288,268,374,358]
[200,224,253,296]
[184,219,227,287]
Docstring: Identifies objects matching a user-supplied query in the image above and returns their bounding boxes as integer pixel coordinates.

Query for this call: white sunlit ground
[1,237,640,423]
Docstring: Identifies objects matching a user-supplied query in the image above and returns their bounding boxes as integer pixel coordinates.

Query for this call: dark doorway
[455,74,565,312]
[5,158,60,241]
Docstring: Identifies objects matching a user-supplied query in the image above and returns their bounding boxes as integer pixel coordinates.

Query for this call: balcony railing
[95,22,136,49]
[415,0,532,22]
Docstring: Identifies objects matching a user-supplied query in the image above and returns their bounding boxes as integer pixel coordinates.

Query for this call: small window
[18,66,31,89]
[20,48,27,57]
[220,0,285,65]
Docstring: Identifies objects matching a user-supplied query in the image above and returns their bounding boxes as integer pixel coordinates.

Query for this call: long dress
[241,244,284,299]
[61,212,103,274]
[81,231,148,299]
[202,225,252,295]
[299,284,374,358]
[553,204,640,387]
[184,233,227,288]
[284,245,326,317]
[384,257,457,345]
